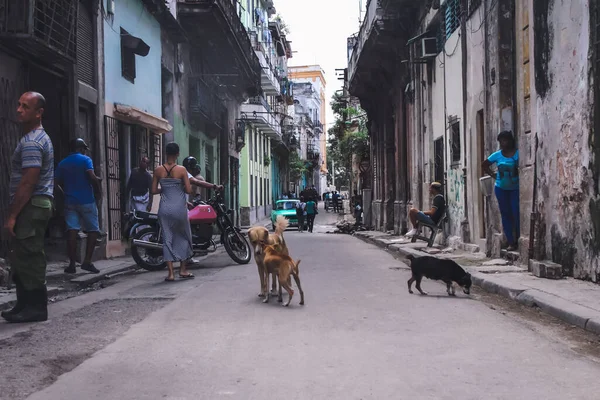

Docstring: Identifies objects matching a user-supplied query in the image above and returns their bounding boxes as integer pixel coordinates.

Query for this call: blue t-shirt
[56,153,96,205]
[488,150,519,190]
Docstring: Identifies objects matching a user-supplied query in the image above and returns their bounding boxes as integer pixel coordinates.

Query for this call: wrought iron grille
[151,134,161,171]
[434,137,445,185]
[0,55,25,257]
[104,116,123,241]
[0,0,78,60]
[445,0,461,38]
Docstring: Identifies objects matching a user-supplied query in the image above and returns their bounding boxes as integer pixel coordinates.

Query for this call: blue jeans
[495,186,520,245]
[416,211,435,225]
[65,203,100,232]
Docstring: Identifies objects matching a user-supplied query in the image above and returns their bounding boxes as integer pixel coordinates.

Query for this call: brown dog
[262,243,304,307]
[247,215,289,297]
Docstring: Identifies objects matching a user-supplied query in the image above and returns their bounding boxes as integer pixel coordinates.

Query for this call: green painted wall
[239,130,250,207]
[172,115,218,180]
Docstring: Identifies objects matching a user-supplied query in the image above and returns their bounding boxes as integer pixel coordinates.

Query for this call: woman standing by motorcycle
[151,142,194,281]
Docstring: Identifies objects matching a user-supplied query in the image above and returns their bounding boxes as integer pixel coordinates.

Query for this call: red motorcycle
[130,190,251,271]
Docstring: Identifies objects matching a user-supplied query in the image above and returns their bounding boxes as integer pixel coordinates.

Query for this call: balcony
[307,143,320,162]
[249,31,281,95]
[347,0,418,100]
[189,77,228,137]
[240,96,282,140]
[0,0,77,61]
[178,0,262,97]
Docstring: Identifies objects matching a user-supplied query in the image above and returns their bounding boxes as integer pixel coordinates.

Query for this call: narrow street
[1,213,599,400]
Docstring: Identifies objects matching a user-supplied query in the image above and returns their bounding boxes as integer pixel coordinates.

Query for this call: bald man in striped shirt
[2,92,54,323]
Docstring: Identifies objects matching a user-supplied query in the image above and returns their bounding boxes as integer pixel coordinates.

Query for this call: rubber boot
[4,286,48,323]
[1,274,25,320]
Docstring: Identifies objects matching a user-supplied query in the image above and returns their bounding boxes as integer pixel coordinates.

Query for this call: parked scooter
[130,189,251,271]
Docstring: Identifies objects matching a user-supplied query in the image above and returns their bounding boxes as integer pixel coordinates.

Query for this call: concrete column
[384,114,395,232]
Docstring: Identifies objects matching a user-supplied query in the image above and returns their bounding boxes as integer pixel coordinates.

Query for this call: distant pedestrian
[482,131,520,251]
[305,198,318,233]
[2,92,54,323]
[332,191,340,213]
[126,156,153,212]
[296,197,307,232]
[56,138,102,275]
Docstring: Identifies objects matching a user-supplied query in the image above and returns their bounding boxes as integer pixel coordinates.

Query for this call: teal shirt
[488,150,519,191]
[306,201,316,215]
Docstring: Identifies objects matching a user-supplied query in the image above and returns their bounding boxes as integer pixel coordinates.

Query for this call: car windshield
[276,201,297,210]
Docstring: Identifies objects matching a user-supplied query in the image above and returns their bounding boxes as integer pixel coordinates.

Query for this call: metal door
[0,52,25,256]
[104,116,123,240]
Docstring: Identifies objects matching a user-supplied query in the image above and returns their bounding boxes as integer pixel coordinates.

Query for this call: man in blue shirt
[56,138,102,274]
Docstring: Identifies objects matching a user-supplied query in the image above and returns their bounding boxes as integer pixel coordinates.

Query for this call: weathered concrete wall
[442,32,465,238]
[527,0,596,279]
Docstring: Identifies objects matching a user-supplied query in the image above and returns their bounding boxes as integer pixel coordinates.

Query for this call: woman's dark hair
[497,131,516,149]
[165,142,179,156]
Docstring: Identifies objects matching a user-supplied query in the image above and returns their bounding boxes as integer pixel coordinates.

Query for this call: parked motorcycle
[130,190,251,271]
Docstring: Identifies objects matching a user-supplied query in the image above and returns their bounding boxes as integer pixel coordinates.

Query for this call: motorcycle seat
[134,211,159,220]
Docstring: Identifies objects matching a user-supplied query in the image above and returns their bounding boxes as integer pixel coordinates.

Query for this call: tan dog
[247,215,289,297]
[262,243,304,307]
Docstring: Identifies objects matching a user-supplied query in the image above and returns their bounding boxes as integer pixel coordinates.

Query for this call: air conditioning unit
[419,38,438,59]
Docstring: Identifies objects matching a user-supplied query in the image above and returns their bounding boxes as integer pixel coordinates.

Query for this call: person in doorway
[56,138,102,275]
[296,197,307,232]
[126,156,153,212]
[305,197,318,233]
[2,92,54,323]
[152,143,194,282]
[482,130,520,251]
[406,182,446,237]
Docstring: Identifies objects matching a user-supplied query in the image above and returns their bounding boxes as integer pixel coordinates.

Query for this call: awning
[114,104,172,134]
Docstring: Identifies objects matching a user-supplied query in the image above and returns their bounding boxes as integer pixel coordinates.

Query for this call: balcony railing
[248,95,272,114]
[0,0,78,60]
[181,0,261,83]
[348,0,379,86]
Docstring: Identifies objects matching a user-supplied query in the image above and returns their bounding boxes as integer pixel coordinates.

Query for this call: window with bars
[450,119,461,164]
[445,0,461,38]
[434,137,445,184]
[121,28,136,83]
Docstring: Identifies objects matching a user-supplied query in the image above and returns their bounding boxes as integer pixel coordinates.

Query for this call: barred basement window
[121,28,136,83]
[445,0,461,38]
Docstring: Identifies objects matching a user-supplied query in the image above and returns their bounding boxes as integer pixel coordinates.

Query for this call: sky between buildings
[275,0,362,133]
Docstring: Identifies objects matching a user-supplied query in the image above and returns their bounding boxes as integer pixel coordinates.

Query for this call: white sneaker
[405,229,418,238]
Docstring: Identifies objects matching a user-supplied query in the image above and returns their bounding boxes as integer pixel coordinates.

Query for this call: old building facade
[348,0,600,282]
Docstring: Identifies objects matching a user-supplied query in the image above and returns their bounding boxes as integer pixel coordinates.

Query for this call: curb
[0,287,61,311]
[354,232,600,336]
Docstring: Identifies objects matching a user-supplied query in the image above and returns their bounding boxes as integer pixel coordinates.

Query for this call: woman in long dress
[151,142,194,281]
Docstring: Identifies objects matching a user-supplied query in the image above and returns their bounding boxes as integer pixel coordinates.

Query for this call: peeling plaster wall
[465,6,487,245]
[528,0,595,279]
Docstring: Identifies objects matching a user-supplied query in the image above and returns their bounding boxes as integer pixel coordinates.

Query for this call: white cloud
[275,0,361,132]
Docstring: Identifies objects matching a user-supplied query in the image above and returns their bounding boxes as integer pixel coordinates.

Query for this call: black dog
[406,255,472,296]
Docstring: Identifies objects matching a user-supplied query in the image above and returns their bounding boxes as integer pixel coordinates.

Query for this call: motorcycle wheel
[131,227,167,271]
[222,228,252,264]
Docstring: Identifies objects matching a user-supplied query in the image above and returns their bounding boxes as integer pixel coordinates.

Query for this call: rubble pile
[329,220,367,235]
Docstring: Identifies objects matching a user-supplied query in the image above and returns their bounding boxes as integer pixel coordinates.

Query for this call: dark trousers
[306,213,316,232]
[12,196,53,290]
[297,213,305,231]
[494,186,520,245]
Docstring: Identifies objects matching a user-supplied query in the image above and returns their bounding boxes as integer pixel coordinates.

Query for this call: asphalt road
[4,213,600,399]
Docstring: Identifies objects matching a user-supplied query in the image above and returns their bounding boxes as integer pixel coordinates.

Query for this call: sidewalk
[0,256,137,311]
[354,231,600,336]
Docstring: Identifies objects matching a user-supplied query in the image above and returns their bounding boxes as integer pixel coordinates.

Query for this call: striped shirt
[10,127,55,201]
